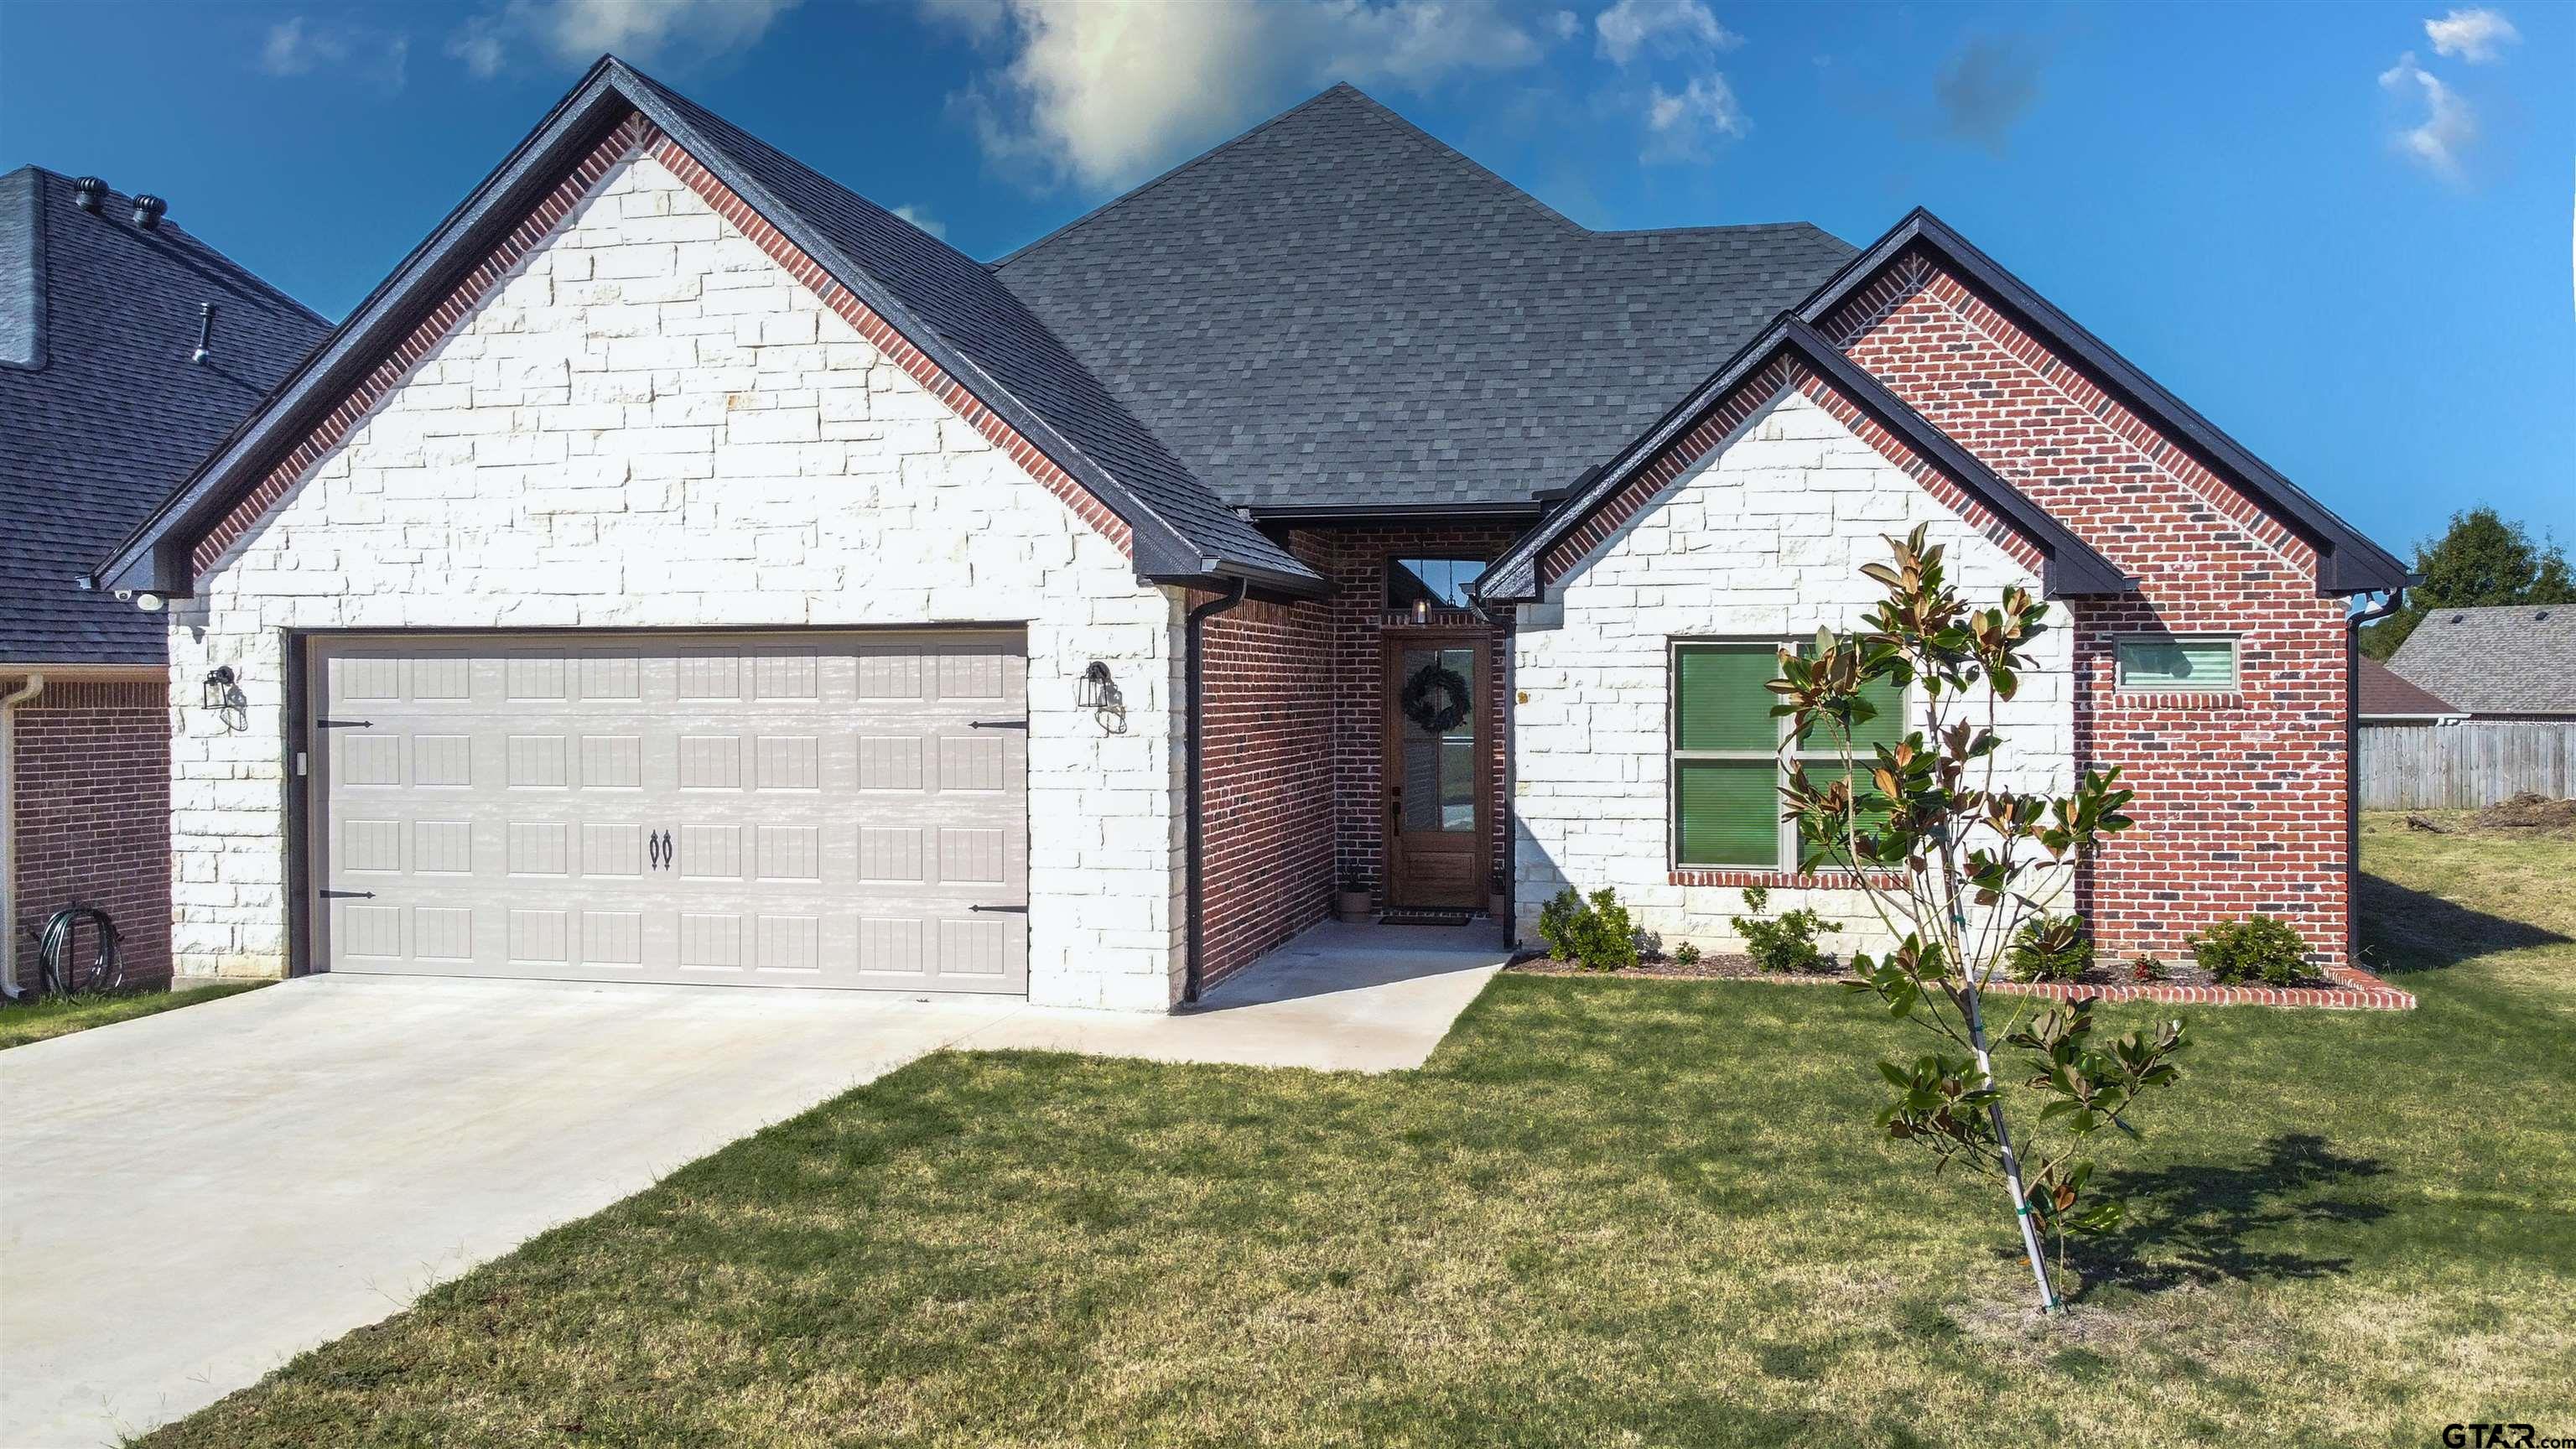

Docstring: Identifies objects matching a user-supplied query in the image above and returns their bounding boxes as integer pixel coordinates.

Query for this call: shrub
[1537,887,1639,972]
[2129,953,2168,983]
[2189,914,2314,986]
[1672,941,1701,967]
[1730,886,1842,975]
[2007,915,2093,982]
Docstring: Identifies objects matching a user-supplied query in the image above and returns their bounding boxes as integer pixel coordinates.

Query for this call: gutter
[2345,585,2409,963]
[1181,579,1250,1005]
[2,673,45,1000]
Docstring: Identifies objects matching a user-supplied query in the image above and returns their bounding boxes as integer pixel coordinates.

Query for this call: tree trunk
[1964,982,2059,1311]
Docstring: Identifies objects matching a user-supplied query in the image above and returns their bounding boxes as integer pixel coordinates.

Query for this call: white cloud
[447,15,508,78]
[923,0,1550,192]
[1640,72,1746,161]
[1550,10,1580,40]
[1595,0,1740,65]
[446,0,801,76]
[891,204,948,238]
[2378,51,2476,179]
[258,16,411,89]
[2424,7,2519,62]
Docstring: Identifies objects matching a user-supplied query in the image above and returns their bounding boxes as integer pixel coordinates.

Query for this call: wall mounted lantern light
[201,666,237,712]
[1076,661,1116,710]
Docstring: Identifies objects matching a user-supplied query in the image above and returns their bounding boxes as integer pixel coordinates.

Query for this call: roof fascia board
[1795,209,2408,595]
[1474,317,2130,603]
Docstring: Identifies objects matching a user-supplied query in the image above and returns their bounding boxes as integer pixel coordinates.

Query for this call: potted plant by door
[1336,870,1374,922]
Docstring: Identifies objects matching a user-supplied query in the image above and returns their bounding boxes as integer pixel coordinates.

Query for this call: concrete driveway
[0,922,1503,1446]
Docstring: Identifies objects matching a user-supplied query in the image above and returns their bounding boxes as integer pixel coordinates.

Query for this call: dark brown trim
[1379,627,1493,910]
[284,629,314,977]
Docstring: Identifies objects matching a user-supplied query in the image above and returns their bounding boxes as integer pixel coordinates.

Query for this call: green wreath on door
[1399,662,1473,735]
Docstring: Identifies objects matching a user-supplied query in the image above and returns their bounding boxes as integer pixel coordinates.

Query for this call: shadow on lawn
[2357,871,2570,974]
[2071,1133,2391,1299]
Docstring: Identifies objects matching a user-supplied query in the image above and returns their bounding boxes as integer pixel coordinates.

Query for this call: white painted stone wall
[1511,388,2076,958]
[169,148,1189,1011]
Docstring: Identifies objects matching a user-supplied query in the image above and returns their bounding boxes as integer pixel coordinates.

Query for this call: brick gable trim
[1790,209,2406,595]
[188,116,1133,579]
[1483,318,2129,602]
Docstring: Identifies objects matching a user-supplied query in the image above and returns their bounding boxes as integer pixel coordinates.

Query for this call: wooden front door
[1382,636,1489,909]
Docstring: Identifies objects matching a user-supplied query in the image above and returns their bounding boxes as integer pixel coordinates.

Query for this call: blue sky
[3,0,2566,557]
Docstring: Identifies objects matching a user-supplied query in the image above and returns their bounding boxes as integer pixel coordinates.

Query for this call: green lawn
[146,816,2575,1448]
[0,981,266,1051]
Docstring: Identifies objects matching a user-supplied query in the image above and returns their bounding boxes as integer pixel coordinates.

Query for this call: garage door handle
[969,904,1028,913]
[648,831,671,870]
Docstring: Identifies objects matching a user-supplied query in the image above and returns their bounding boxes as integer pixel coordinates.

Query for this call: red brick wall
[6,678,173,992]
[1830,254,2354,967]
[1190,523,1520,989]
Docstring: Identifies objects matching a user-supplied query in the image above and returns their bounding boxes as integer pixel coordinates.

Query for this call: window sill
[2108,690,2244,710]
[1670,868,1903,891]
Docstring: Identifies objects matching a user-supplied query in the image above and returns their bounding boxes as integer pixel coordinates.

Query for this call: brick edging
[1978,963,2413,1010]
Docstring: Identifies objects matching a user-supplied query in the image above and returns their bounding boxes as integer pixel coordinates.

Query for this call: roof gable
[995,83,1855,514]
[1477,317,2132,603]
[1794,210,2407,596]
[95,60,1320,601]
[1,165,327,664]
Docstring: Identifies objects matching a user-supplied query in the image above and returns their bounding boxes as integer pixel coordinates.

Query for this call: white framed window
[1669,639,1903,870]
[2114,634,2240,693]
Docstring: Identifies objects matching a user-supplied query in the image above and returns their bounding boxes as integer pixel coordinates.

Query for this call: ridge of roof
[1475,314,2134,603]
[94,57,1322,600]
[1790,207,2407,596]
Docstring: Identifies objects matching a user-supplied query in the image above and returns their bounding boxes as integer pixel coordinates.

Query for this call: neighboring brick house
[1,166,325,995]
[90,60,2405,1010]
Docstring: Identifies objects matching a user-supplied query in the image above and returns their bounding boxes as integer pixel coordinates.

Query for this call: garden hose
[35,904,122,996]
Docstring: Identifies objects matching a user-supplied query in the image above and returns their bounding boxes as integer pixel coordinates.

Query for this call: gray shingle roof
[0,166,327,665]
[994,84,1855,512]
[2387,605,2576,716]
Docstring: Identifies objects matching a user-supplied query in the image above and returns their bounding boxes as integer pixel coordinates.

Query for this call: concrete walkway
[0,918,1505,1446]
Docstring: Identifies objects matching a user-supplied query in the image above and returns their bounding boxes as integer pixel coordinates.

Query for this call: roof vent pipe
[192,302,215,365]
[132,194,166,230]
[72,176,106,213]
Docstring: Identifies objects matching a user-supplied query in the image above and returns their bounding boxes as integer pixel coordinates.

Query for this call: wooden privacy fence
[2359,720,2576,809]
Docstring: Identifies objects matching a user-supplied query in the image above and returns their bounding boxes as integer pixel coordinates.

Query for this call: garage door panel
[316,631,1028,993]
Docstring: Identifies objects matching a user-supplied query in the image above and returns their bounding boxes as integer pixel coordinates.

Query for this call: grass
[144,816,2574,1448]
[0,980,266,1050]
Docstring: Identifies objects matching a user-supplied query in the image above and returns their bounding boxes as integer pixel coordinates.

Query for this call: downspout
[2346,587,2406,964]
[1182,579,1250,1005]
[2,673,47,1000]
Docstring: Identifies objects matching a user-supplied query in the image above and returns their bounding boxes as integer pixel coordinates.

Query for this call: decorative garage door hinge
[969,719,1029,729]
[314,718,375,729]
[319,890,376,900]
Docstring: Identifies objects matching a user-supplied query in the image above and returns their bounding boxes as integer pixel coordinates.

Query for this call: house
[2386,605,2576,721]
[2357,657,2465,724]
[1,167,326,995]
[88,60,2406,1010]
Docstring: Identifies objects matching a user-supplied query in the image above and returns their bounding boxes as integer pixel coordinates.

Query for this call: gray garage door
[311,631,1028,993]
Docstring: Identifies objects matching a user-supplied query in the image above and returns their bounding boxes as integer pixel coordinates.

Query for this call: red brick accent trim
[1537,358,2046,594]
[1982,963,2413,1011]
[1668,868,1906,891]
[193,112,1133,576]
[2107,690,2245,711]
[1817,252,2313,574]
